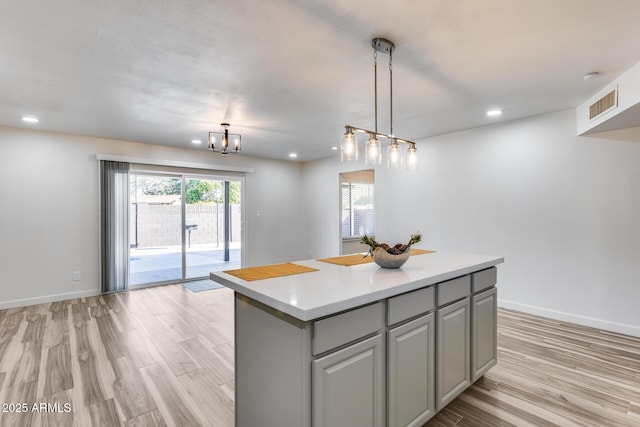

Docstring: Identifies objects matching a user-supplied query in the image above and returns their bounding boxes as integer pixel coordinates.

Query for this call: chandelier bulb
[340,129,358,162]
[406,144,419,171]
[365,135,381,165]
[388,141,402,168]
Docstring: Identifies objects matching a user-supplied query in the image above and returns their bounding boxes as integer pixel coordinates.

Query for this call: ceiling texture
[2,0,640,162]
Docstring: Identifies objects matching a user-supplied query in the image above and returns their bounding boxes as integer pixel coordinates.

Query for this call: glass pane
[185,178,242,279]
[129,174,182,285]
[341,185,351,237]
[342,182,375,237]
[351,183,375,236]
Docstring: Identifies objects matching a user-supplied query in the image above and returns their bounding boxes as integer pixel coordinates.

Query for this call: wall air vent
[589,88,618,120]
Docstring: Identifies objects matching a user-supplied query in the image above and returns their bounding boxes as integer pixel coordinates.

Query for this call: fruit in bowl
[360,233,422,269]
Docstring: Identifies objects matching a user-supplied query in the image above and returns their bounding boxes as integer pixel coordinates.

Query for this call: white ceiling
[2,0,640,162]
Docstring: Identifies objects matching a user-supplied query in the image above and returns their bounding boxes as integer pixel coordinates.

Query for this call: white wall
[302,158,374,258]
[303,109,640,337]
[0,126,307,309]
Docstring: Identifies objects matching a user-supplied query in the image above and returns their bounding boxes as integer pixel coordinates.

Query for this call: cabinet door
[388,313,435,427]
[472,287,497,382]
[436,297,470,410]
[312,334,384,427]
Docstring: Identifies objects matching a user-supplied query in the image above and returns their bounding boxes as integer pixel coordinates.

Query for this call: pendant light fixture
[341,37,419,170]
[209,123,241,155]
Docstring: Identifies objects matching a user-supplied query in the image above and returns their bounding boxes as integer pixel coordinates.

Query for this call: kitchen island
[211,250,504,427]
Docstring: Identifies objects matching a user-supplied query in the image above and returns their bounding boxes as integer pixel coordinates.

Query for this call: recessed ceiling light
[191,139,202,145]
[289,153,298,158]
[584,72,601,80]
[331,146,338,151]
[21,116,39,123]
[486,109,502,117]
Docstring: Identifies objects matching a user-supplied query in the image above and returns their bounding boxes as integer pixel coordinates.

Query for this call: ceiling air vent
[589,87,618,120]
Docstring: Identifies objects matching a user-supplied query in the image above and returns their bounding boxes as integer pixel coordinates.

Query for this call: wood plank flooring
[425,308,640,427]
[0,285,234,427]
[0,285,638,426]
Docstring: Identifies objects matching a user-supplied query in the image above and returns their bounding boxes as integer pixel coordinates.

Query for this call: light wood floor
[0,285,639,426]
[426,308,640,427]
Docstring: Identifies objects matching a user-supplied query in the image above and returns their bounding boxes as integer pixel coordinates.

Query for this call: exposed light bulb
[345,140,353,154]
[369,142,378,157]
[406,145,419,171]
[365,135,381,165]
[341,130,358,161]
[388,142,401,168]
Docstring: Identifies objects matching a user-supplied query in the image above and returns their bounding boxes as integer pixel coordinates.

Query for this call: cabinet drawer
[472,267,497,294]
[313,302,383,355]
[387,285,435,326]
[437,276,470,307]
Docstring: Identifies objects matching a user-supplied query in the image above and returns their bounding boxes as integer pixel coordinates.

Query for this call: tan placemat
[224,262,318,281]
[318,249,436,266]
[410,248,436,256]
[317,254,375,266]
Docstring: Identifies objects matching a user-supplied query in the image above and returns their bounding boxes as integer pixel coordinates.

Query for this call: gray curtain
[100,160,130,293]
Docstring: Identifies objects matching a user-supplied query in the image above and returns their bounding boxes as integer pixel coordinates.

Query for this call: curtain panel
[100,160,130,293]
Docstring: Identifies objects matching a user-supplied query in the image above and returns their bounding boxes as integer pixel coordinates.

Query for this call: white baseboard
[0,289,101,310]
[498,299,640,338]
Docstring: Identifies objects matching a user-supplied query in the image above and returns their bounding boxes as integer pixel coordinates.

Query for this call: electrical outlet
[72,271,81,281]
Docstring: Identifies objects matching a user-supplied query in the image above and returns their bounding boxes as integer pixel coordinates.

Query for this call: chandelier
[209,123,241,155]
[341,38,419,170]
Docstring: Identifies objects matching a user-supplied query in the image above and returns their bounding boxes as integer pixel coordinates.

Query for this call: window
[341,178,375,238]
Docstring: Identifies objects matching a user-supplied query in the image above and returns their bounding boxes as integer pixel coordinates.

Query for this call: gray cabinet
[471,286,497,381]
[387,313,435,427]
[233,266,499,426]
[312,334,384,427]
[436,297,471,410]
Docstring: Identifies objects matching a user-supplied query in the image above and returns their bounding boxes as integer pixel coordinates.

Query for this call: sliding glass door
[129,172,242,287]
[129,174,183,285]
[184,178,242,279]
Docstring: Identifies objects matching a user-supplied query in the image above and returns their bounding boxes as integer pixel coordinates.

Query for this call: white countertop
[210,250,504,321]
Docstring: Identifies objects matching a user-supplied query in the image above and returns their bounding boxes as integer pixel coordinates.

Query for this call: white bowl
[372,246,411,269]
